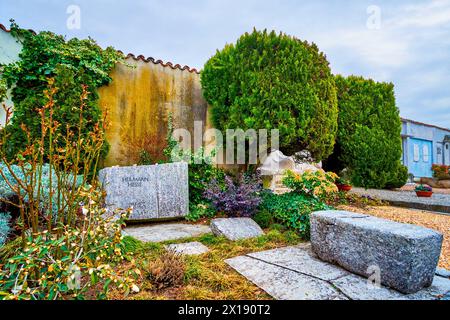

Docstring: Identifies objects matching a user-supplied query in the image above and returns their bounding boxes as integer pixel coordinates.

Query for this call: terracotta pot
[415,191,433,198]
[336,184,352,192]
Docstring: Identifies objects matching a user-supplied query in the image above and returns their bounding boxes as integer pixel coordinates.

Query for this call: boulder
[310,210,443,294]
[210,218,264,241]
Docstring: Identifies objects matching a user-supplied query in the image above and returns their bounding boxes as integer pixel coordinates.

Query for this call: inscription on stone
[99,162,188,220]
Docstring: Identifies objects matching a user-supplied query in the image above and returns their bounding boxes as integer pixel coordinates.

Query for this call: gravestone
[99,162,188,220]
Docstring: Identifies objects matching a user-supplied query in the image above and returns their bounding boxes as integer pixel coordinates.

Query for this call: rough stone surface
[210,218,264,241]
[247,245,349,281]
[123,223,211,243]
[99,162,188,220]
[225,255,348,300]
[165,242,210,255]
[226,245,450,300]
[310,210,443,294]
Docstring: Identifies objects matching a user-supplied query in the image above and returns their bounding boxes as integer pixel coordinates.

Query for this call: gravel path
[339,205,450,270]
[351,187,450,214]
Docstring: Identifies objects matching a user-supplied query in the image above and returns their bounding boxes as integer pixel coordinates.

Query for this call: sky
[0,0,449,128]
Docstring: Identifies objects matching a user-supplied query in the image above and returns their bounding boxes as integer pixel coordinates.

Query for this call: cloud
[0,0,449,128]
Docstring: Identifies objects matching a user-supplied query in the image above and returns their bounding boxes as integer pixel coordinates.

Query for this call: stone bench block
[310,210,443,294]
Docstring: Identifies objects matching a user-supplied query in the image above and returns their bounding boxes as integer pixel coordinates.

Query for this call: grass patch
[110,226,304,300]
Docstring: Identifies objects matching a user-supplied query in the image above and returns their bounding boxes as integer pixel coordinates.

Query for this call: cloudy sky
[1,0,449,128]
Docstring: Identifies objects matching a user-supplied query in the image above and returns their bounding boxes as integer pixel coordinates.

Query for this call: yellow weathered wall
[98,57,209,167]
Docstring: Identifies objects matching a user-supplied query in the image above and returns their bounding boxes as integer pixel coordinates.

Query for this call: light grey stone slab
[311,210,443,294]
[332,274,450,301]
[331,274,408,300]
[247,245,349,281]
[225,255,348,300]
[123,223,211,243]
[436,268,450,279]
[156,163,189,219]
[407,275,450,300]
[99,162,188,220]
[210,218,264,241]
[165,242,210,255]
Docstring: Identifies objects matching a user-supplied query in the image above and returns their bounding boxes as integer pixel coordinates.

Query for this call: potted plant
[415,184,433,198]
[335,176,352,192]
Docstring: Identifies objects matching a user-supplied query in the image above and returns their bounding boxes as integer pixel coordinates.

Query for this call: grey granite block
[310,210,443,294]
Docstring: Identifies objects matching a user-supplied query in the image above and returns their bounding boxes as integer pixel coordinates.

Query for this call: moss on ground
[109,227,304,300]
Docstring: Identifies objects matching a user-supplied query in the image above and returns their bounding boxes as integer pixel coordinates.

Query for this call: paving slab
[436,268,450,278]
[165,242,210,255]
[226,245,450,300]
[351,188,450,214]
[225,255,348,300]
[210,218,264,241]
[247,245,349,281]
[123,223,211,243]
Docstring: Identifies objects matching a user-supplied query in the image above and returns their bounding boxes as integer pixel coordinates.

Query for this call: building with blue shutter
[401,118,450,178]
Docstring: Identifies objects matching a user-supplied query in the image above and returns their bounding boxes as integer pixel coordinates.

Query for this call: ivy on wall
[0,20,123,164]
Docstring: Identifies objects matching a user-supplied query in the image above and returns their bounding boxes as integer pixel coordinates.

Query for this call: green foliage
[0,212,11,247]
[162,113,226,207]
[186,203,217,222]
[385,164,408,189]
[187,149,226,207]
[259,191,332,238]
[282,169,338,200]
[0,162,83,221]
[332,75,404,189]
[201,29,338,160]
[1,21,123,162]
[0,209,139,300]
[121,236,145,255]
[253,209,274,229]
[138,149,153,166]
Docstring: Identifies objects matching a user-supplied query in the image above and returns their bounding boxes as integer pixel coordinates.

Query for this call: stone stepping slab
[165,242,210,255]
[123,223,211,243]
[210,218,264,241]
[225,245,450,300]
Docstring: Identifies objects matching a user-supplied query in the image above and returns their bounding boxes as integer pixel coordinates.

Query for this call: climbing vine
[0,20,123,164]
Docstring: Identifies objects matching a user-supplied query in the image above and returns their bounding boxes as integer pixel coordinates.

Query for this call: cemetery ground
[101,203,450,300]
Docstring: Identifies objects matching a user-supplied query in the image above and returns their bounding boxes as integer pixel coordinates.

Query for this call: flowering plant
[415,184,433,192]
[432,164,450,180]
[204,173,262,217]
[335,176,351,186]
[0,192,140,300]
[282,170,338,200]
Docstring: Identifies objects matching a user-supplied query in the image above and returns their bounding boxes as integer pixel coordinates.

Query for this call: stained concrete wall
[98,56,210,167]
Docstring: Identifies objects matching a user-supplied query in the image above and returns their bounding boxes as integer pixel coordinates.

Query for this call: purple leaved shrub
[204,173,262,218]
